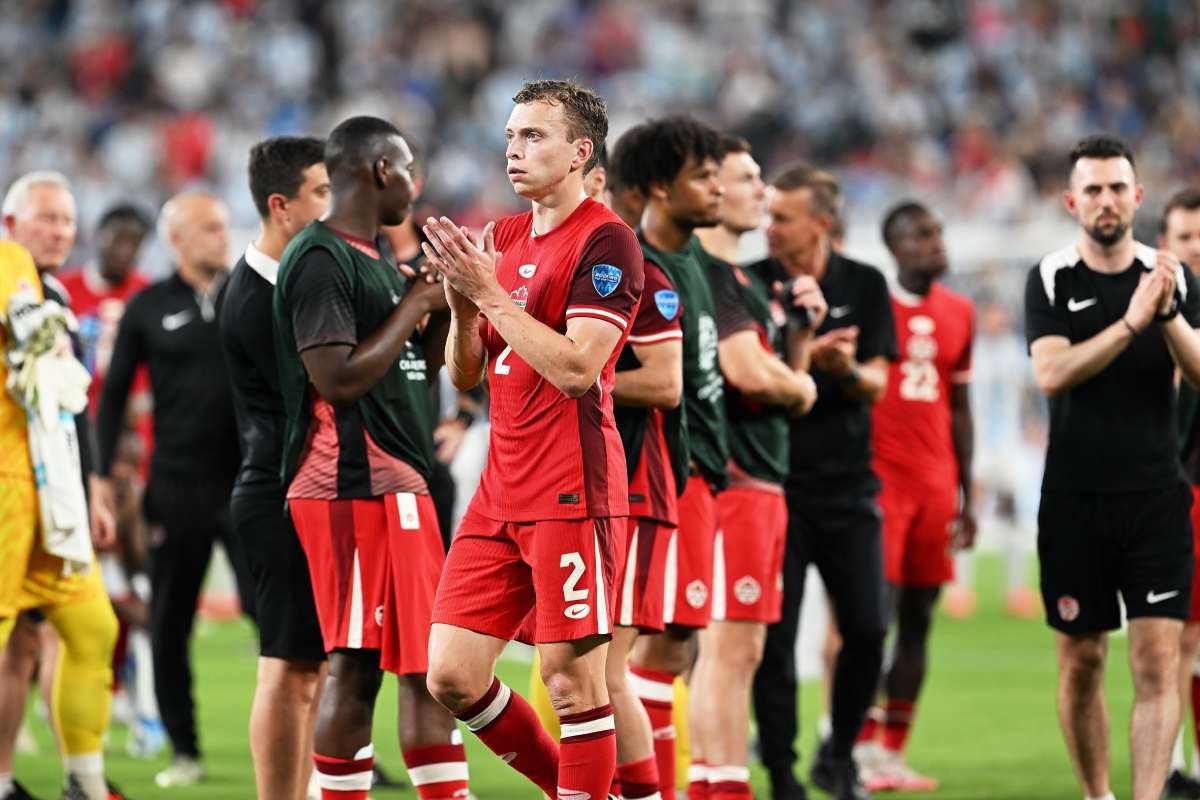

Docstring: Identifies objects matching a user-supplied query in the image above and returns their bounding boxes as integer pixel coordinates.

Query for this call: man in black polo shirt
[751,163,896,800]
[1027,135,1200,800]
[96,190,256,789]
[218,136,329,800]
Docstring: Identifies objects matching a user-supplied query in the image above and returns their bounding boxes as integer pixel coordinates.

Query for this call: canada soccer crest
[510,285,528,309]
[686,580,708,609]
[1057,595,1080,622]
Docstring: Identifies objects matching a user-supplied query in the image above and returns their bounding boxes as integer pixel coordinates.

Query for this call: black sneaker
[809,740,837,794]
[1164,769,1200,799]
[832,757,871,800]
[768,768,810,800]
[3,780,41,800]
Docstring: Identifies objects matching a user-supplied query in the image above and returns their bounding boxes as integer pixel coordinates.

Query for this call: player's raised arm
[1027,264,1164,397]
[425,216,642,398]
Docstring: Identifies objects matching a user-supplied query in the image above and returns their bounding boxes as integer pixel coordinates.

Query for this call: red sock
[612,775,624,797]
[686,761,708,800]
[314,746,374,799]
[455,678,558,795]
[402,743,469,799]
[559,705,617,800]
[857,705,883,745]
[707,765,751,800]
[1191,674,1200,757]
[881,698,916,753]
[629,665,676,800]
[619,755,661,800]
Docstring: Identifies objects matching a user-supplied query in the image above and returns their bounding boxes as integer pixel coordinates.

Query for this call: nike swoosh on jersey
[162,310,195,331]
[1147,590,1180,604]
[829,305,852,318]
[1067,297,1098,312]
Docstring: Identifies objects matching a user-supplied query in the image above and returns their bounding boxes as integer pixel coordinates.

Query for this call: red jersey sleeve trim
[565,305,629,330]
[627,329,684,345]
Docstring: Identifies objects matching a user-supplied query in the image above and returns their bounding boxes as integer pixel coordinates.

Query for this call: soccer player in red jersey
[854,202,975,792]
[272,118,469,800]
[60,205,152,417]
[421,80,644,798]
[1159,188,1200,798]
[691,136,819,800]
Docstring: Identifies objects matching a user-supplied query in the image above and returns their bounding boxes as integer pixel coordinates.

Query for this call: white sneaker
[864,748,938,793]
[154,756,204,788]
[853,740,886,771]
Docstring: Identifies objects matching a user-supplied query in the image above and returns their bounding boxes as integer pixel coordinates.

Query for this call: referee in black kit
[95,191,255,788]
[219,137,330,800]
[1028,134,1200,800]
[751,163,896,800]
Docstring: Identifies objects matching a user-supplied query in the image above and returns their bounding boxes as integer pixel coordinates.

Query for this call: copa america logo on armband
[591,263,622,297]
[654,289,679,321]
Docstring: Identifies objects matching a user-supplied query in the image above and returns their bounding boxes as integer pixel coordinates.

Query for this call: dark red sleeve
[565,222,644,332]
[709,260,758,339]
[627,261,683,345]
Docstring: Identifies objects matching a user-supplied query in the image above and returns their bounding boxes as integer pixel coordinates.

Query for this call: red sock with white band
[559,704,617,799]
[402,742,470,799]
[314,744,374,799]
[454,677,558,795]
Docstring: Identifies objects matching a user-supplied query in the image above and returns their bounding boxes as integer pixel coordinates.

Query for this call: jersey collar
[244,241,279,286]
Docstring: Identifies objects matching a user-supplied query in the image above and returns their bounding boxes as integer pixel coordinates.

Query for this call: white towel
[3,291,94,574]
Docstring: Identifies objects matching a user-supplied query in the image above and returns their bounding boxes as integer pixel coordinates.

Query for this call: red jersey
[470,198,644,522]
[624,262,682,526]
[872,281,974,490]
[59,267,151,414]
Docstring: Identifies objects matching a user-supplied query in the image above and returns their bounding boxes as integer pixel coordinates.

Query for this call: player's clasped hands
[422,217,503,307]
[1125,256,1177,331]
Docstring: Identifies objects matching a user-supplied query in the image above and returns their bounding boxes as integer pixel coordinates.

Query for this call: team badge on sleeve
[591,264,622,298]
[654,289,679,321]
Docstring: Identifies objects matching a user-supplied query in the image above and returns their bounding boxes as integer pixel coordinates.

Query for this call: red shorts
[1189,486,1200,621]
[613,518,674,633]
[880,480,957,587]
[432,507,625,643]
[663,475,717,628]
[288,492,444,675]
[713,487,786,623]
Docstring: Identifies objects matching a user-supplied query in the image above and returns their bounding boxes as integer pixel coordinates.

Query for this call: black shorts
[1038,485,1194,634]
[230,489,325,661]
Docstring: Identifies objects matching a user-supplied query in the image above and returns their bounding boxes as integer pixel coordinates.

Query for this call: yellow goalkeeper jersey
[0,241,41,479]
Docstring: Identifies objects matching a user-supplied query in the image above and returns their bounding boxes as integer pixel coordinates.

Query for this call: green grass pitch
[12,556,1159,798]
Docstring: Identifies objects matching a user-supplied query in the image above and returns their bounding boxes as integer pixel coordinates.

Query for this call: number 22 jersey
[871,281,973,491]
[468,198,645,522]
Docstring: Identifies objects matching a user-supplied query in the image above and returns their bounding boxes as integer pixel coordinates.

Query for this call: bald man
[96,191,255,789]
[0,172,124,800]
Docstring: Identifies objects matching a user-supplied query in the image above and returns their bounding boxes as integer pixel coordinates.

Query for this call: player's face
[658,155,722,229]
[717,151,766,235]
[1162,207,1200,272]
[1064,157,1142,247]
[175,198,230,273]
[279,162,331,238]
[505,101,590,201]
[378,136,416,227]
[96,219,147,283]
[6,184,77,272]
[766,188,827,266]
[890,210,948,278]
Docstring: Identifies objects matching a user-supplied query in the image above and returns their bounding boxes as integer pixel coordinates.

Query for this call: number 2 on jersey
[899,359,939,402]
[494,344,514,375]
